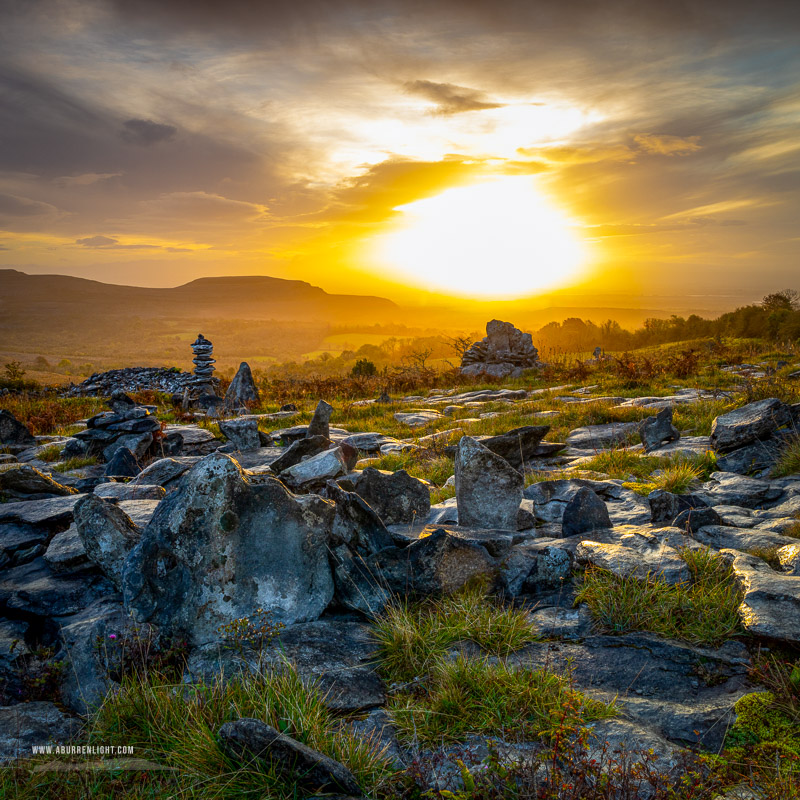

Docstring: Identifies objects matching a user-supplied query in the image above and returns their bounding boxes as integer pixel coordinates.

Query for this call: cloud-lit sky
[1,0,799,303]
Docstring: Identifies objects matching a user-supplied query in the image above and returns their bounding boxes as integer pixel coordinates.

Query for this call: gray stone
[102,432,153,463]
[326,481,393,556]
[281,447,347,490]
[0,465,76,500]
[0,702,80,764]
[0,409,35,446]
[455,436,522,530]
[460,319,540,376]
[218,718,361,796]
[777,543,800,576]
[130,456,199,489]
[693,525,796,554]
[307,400,334,439]
[716,437,784,475]
[270,435,330,474]
[565,422,640,451]
[710,398,792,453]
[639,407,680,452]
[672,506,723,532]
[576,531,690,584]
[74,493,142,590]
[0,494,84,527]
[527,604,594,640]
[353,467,430,526]
[700,471,784,508]
[393,410,442,428]
[44,525,89,572]
[108,391,136,415]
[0,557,115,617]
[561,487,611,536]
[498,540,572,596]
[94,482,166,502]
[218,417,261,451]
[0,521,50,568]
[104,447,140,478]
[341,432,401,455]
[648,489,709,525]
[721,549,800,643]
[122,453,335,645]
[479,425,550,469]
[224,361,260,408]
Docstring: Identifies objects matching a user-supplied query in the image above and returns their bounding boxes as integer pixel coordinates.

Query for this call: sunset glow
[371,177,587,297]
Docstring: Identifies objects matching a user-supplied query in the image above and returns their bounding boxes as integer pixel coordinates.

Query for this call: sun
[369,176,588,298]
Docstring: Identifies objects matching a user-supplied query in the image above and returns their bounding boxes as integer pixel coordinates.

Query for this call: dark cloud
[120,118,178,146]
[404,80,503,114]
[76,235,118,247]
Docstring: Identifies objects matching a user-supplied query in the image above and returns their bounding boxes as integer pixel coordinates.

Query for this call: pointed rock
[306,400,334,439]
[224,361,260,408]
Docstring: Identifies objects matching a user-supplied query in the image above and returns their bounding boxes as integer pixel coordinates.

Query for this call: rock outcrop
[460,319,541,378]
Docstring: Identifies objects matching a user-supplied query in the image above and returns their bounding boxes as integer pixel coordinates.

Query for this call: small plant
[351,358,377,377]
[53,455,98,472]
[3,360,26,381]
[36,443,65,463]
[772,435,800,478]
[216,607,285,657]
[21,648,65,702]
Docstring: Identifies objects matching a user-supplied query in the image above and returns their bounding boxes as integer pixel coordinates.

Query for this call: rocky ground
[1,366,800,798]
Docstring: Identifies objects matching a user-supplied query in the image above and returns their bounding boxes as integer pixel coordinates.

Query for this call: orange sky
[1,0,799,306]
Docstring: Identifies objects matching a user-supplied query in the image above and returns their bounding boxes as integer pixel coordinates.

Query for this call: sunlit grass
[772,436,800,478]
[53,455,98,472]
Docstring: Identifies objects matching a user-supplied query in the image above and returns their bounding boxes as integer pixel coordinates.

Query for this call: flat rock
[0,702,80,764]
[0,494,85,527]
[722,548,800,643]
[353,467,430,526]
[281,447,347,490]
[94,483,166,502]
[565,422,640,451]
[43,524,89,572]
[693,525,797,554]
[710,398,792,453]
[393,410,442,427]
[700,471,784,509]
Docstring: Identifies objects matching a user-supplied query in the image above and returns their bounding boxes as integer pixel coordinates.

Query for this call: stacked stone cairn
[191,334,216,396]
[460,319,541,379]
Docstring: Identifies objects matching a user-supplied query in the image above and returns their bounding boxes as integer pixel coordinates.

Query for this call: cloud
[403,80,503,114]
[633,133,702,156]
[139,191,268,223]
[75,235,162,249]
[0,192,59,217]
[76,235,118,247]
[55,172,122,186]
[120,119,178,146]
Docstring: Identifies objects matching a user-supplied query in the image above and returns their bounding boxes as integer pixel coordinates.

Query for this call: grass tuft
[772,436,800,478]
[53,455,98,472]
[575,548,744,646]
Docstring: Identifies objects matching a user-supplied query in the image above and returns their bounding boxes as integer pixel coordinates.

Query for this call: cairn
[460,319,541,379]
[191,334,216,396]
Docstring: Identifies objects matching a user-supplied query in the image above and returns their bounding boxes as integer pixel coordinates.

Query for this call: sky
[1,0,799,306]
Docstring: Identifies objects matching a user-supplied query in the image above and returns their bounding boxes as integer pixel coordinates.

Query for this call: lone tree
[761,289,799,312]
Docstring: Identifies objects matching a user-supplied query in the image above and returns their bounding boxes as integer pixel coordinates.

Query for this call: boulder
[122,453,335,645]
[341,432,402,455]
[715,436,784,475]
[218,718,361,796]
[44,525,89,572]
[104,446,141,478]
[326,481,393,555]
[480,425,550,469]
[777,544,800,576]
[455,436,522,530]
[0,465,76,501]
[672,506,723,532]
[94,483,166,501]
[306,400,334,439]
[0,702,80,764]
[353,467,430,526]
[0,409,36,446]
[498,540,572,596]
[721,549,800,643]
[74,493,142,589]
[281,447,347,490]
[108,391,136,415]
[224,361,260,408]
[639,407,680,452]
[700,471,783,508]
[460,319,540,377]
[561,487,611,536]
[130,457,198,489]
[218,417,261,451]
[102,432,154,463]
[710,398,791,453]
[270,435,330,474]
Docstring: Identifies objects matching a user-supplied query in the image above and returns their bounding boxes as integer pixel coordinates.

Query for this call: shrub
[351,358,377,377]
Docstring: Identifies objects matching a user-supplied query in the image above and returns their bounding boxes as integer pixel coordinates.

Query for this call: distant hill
[0,270,399,325]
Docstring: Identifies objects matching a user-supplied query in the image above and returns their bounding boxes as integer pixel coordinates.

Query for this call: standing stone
[306,400,334,439]
[639,407,680,452]
[218,417,261,451]
[122,453,334,645]
[561,487,612,536]
[455,436,523,530]
[0,410,35,446]
[225,362,260,409]
[190,333,216,396]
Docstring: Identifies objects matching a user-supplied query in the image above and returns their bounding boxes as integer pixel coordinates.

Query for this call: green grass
[0,395,104,435]
[70,663,388,799]
[360,450,454,488]
[575,548,744,646]
[52,456,98,472]
[388,654,615,747]
[373,584,538,684]
[772,436,800,478]
[37,443,65,462]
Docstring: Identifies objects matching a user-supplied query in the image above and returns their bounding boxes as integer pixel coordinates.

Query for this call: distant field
[302,332,399,359]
